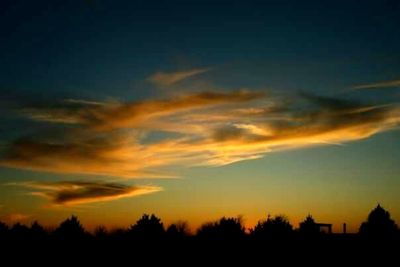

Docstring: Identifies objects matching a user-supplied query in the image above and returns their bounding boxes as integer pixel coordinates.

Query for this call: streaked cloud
[1,90,399,178]
[13,181,162,206]
[352,79,400,90]
[206,96,399,164]
[0,133,160,178]
[148,68,210,86]
[20,91,262,131]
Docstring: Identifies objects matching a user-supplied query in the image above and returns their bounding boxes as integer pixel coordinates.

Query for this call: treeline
[0,204,398,264]
[0,204,398,243]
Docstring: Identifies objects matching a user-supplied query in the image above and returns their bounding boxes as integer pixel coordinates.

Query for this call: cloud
[148,68,210,86]
[0,132,178,178]
[1,90,399,178]
[19,98,117,125]
[13,181,162,206]
[210,95,398,148]
[352,79,400,90]
[174,94,400,165]
[20,90,262,131]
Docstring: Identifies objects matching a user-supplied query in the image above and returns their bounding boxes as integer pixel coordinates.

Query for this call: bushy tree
[30,221,47,239]
[0,221,9,236]
[359,204,398,238]
[10,223,30,239]
[166,221,190,240]
[54,215,86,240]
[299,215,320,236]
[129,214,165,240]
[252,215,293,240]
[197,216,245,241]
[94,225,108,239]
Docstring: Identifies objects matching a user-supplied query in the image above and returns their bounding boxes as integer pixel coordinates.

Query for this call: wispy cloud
[352,79,400,90]
[12,181,162,206]
[148,68,210,86]
[20,91,261,131]
[1,90,399,178]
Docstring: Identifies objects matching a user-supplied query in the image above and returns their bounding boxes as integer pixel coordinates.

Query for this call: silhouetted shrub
[0,221,8,236]
[94,225,108,239]
[252,215,293,241]
[299,215,320,237]
[30,221,47,240]
[129,214,164,241]
[359,204,398,239]
[197,216,245,241]
[108,227,128,243]
[10,223,30,240]
[53,215,87,240]
[166,221,190,241]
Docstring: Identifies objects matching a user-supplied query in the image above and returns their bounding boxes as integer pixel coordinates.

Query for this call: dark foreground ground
[1,234,399,265]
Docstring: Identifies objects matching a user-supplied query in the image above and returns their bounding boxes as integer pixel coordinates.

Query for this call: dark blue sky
[1,0,399,99]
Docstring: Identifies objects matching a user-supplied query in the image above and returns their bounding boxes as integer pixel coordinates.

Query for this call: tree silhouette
[299,214,320,237]
[108,227,128,243]
[252,215,293,240]
[166,221,190,241]
[359,204,398,239]
[30,221,47,240]
[0,209,399,258]
[94,225,108,239]
[129,214,164,240]
[0,221,8,236]
[10,223,30,240]
[218,216,245,239]
[197,216,245,241]
[54,215,86,240]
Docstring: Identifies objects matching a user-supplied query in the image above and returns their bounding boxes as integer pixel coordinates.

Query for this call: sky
[0,0,400,233]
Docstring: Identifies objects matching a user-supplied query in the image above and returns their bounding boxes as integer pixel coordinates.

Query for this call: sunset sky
[1,0,400,232]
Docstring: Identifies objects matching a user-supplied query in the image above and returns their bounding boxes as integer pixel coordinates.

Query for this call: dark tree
[218,216,245,239]
[252,215,293,240]
[197,216,245,241]
[30,221,47,240]
[299,214,320,236]
[108,227,129,243]
[0,221,8,236]
[10,223,30,240]
[54,215,86,240]
[166,221,190,240]
[94,225,108,239]
[129,214,165,240]
[359,204,398,238]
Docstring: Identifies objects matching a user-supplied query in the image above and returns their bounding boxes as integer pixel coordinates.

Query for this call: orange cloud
[1,91,399,178]
[0,132,179,178]
[20,90,262,131]
[14,181,162,206]
[148,68,210,86]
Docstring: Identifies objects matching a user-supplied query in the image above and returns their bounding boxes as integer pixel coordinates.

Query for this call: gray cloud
[352,79,400,90]
[148,68,210,86]
[13,181,162,206]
